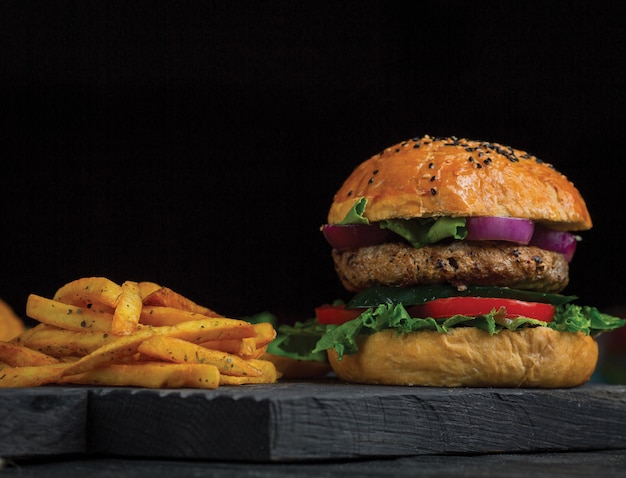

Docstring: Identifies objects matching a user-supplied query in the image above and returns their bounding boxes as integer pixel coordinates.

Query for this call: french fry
[138,281,162,299]
[26,294,113,333]
[61,362,221,389]
[251,321,277,349]
[53,277,122,309]
[142,286,223,317]
[0,276,279,389]
[0,363,73,388]
[200,322,276,359]
[61,330,154,376]
[199,337,258,358]
[137,335,262,377]
[153,317,256,344]
[111,281,142,336]
[0,298,25,341]
[219,358,279,385]
[10,322,49,346]
[139,306,207,327]
[18,327,118,358]
[0,341,60,367]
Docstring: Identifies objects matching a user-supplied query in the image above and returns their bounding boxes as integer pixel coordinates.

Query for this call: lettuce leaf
[340,197,370,224]
[242,312,329,363]
[312,302,626,360]
[338,197,467,248]
[550,304,626,333]
[381,217,467,248]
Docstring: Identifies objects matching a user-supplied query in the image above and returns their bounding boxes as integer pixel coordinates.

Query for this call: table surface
[4,449,626,478]
[3,381,626,475]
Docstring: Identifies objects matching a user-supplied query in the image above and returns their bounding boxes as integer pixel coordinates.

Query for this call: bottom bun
[327,327,598,388]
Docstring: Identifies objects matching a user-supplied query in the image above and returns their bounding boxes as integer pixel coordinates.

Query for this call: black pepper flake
[368,177,375,184]
[413,143,421,149]
[533,256,542,264]
[476,163,482,169]
[347,190,353,197]
[483,158,492,165]
[468,156,474,162]
[430,188,437,195]
[430,176,436,181]
[373,169,379,175]
[428,162,435,169]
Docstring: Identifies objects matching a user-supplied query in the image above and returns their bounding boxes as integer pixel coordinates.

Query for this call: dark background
[2,1,625,324]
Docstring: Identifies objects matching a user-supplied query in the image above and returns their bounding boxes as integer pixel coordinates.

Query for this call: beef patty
[332,241,569,294]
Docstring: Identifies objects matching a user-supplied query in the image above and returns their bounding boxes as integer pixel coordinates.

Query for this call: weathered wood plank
[86,382,626,461]
[2,382,626,461]
[0,388,87,457]
[6,450,626,478]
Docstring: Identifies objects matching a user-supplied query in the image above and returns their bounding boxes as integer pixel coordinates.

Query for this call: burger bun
[327,327,598,388]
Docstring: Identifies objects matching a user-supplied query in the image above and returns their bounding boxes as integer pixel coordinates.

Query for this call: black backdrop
[2,1,626,324]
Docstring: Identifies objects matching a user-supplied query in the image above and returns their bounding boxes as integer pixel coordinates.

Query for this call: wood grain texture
[0,388,87,457]
[2,382,626,461]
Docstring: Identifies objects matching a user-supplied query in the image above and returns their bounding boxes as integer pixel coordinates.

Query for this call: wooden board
[6,450,626,477]
[2,382,626,462]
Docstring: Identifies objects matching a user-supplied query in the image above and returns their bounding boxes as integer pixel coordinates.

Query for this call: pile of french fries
[0,277,279,389]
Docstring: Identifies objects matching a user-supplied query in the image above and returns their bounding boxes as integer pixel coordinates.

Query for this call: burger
[304,134,625,387]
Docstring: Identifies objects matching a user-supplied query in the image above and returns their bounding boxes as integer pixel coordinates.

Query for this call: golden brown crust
[327,327,598,388]
[328,135,592,231]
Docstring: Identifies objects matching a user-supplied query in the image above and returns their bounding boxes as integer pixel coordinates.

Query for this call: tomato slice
[407,297,555,322]
[315,304,364,325]
[315,297,555,326]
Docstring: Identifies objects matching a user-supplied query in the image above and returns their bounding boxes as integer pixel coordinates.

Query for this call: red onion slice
[529,226,578,262]
[322,218,578,261]
[465,217,535,244]
[321,224,394,251]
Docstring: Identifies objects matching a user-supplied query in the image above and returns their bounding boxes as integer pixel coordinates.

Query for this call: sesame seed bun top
[328,135,592,231]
